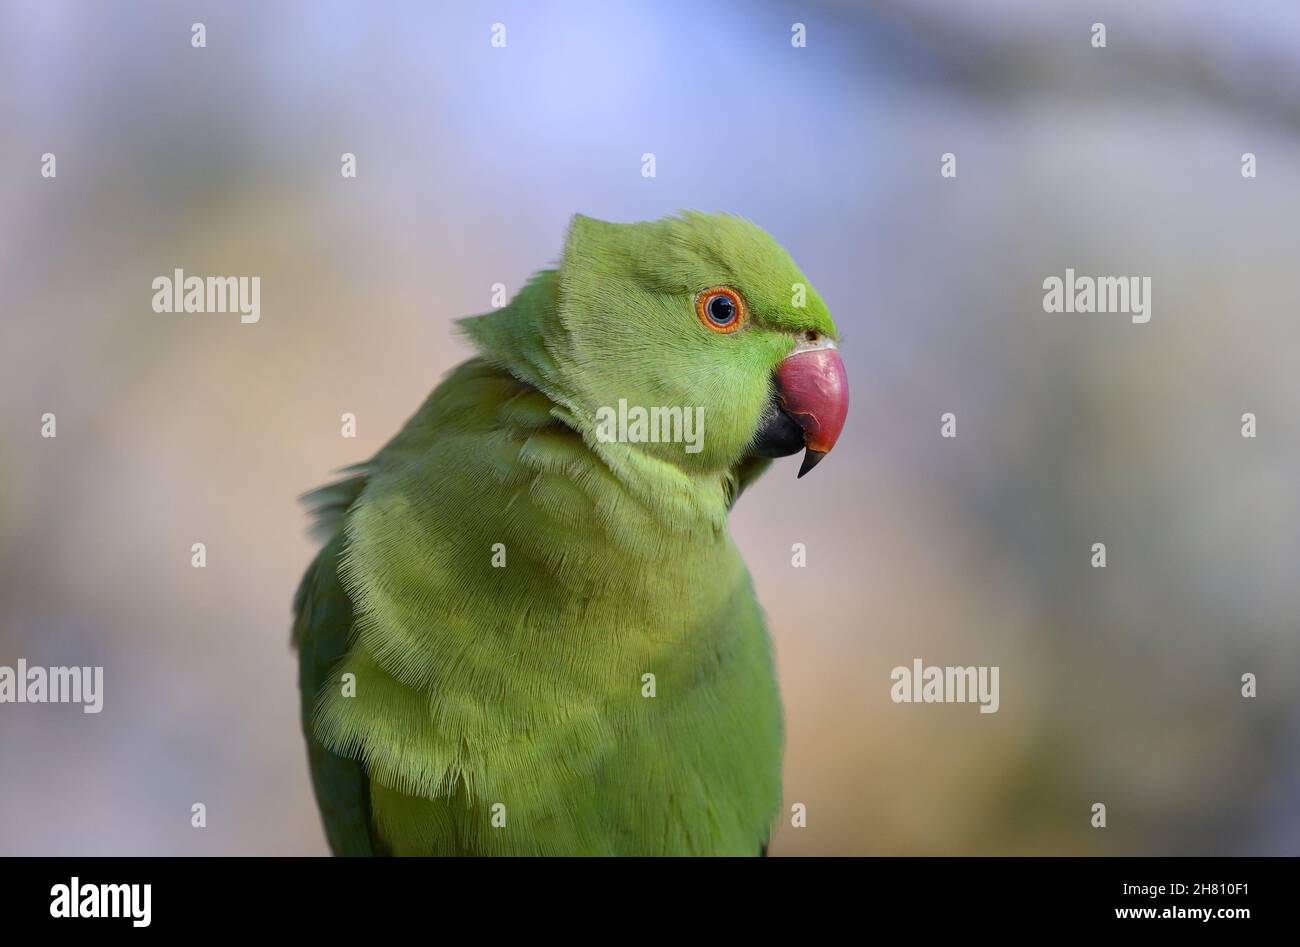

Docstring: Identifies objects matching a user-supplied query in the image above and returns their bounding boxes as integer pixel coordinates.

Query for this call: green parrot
[293,211,848,855]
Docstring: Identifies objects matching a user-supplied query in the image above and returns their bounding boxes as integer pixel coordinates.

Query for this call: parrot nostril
[804,330,819,343]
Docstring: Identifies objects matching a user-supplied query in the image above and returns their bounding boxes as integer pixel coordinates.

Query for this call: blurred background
[2,0,1298,855]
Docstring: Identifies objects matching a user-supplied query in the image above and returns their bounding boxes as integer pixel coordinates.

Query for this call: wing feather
[293,485,386,856]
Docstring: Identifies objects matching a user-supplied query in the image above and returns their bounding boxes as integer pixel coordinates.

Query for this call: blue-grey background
[1,0,1298,854]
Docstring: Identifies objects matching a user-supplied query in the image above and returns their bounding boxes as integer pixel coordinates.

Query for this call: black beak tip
[797,449,827,478]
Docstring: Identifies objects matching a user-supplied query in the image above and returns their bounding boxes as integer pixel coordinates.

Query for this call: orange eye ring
[695,286,746,334]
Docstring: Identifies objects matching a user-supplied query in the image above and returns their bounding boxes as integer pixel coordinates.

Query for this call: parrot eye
[695,287,746,333]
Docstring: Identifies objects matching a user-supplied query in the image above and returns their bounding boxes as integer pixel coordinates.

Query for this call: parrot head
[553,212,847,477]
[464,211,848,480]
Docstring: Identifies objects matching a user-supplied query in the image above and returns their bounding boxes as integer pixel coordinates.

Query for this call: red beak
[775,346,849,477]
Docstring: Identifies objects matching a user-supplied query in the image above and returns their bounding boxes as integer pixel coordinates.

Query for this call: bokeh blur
[2,0,1298,855]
